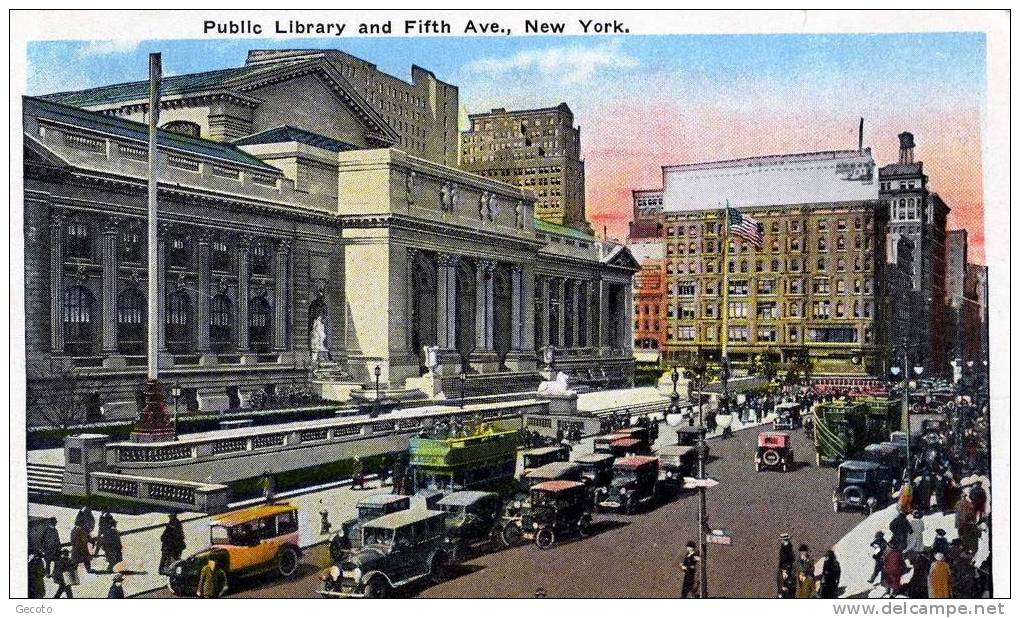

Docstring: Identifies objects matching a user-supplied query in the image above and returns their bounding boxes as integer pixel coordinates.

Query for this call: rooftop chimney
[898,132,915,164]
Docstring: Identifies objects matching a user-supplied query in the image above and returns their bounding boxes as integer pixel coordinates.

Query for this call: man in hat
[778,533,795,574]
[680,541,700,598]
[100,519,123,571]
[159,513,186,575]
[890,511,914,552]
[819,549,841,599]
[905,510,926,556]
[28,552,47,599]
[197,558,226,598]
[39,517,61,576]
[107,573,125,598]
[795,544,814,580]
[931,528,950,557]
[51,548,75,598]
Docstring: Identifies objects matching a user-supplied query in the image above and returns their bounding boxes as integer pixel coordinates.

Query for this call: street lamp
[372,364,382,418]
[684,363,709,599]
[665,366,683,427]
[170,382,182,435]
[459,370,467,409]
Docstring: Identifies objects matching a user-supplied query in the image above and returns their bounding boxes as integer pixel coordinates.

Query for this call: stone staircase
[440,371,544,399]
[27,462,64,498]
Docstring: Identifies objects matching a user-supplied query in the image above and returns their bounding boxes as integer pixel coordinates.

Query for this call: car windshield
[613,471,638,484]
[358,506,385,520]
[844,471,869,484]
[210,525,231,545]
[530,491,563,508]
[439,504,465,518]
[362,527,394,547]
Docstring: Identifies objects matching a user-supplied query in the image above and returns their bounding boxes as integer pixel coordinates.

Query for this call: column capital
[157,220,177,237]
[478,259,497,275]
[238,233,254,250]
[511,263,524,275]
[101,216,124,235]
[50,210,66,228]
[275,237,292,253]
[437,252,459,268]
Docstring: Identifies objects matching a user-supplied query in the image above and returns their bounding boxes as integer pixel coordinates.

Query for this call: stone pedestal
[536,391,579,415]
[62,433,110,498]
[312,361,363,402]
[130,380,176,443]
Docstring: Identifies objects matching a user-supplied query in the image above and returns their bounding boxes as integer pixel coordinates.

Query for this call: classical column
[571,280,582,348]
[511,265,523,350]
[623,279,635,352]
[236,236,251,353]
[555,278,566,347]
[49,212,65,354]
[101,219,120,354]
[195,235,211,353]
[536,276,548,348]
[156,225,168,353]
[273,239,291,351]
[436,253,458,350]
[475,260,494,351]
[595,277,606,349]
[405,247,418,352]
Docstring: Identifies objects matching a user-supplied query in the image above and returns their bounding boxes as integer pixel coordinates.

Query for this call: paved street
[144,422,869,599]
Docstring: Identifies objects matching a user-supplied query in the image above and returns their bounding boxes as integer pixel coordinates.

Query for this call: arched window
[117,288,145,354]
[63,285,95,356]
[210,294,232,348]
[162,120,201,138]
[166,290,192,354]
[249,296,272,352]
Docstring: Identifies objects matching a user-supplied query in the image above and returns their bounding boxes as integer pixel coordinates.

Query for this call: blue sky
[25,33,988,256]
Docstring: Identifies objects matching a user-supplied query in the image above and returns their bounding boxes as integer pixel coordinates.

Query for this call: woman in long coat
[907,552,930,598]
[70,523,92,573]
[819,550,841,599]
[882,546,906,597]
[928,553,953,599]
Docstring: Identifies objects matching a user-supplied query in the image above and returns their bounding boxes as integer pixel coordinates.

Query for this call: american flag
[728,207,764,248]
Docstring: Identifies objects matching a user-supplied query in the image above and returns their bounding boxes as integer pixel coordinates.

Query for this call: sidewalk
[29,476,396,598]
[832,477,991,598]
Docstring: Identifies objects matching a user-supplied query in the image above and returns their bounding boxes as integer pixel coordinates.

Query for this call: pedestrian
[351,456,366,490]
[975,555,992,598]
[391,453,406,495]
[261,469,276,502]
[51,549,75,598]
[956,495,979,553]
[159,513,186,575]
[100,520,123,571]
[931,528,950,557]
[70,522,93,574]
[969,481,988,517]
[796,570,816,598]
[107,573,125,598]
[778,533,795,574]
[795,544,813,579]
[74,506,95,534]
[28,552,47,599]
[868,531,888,584]
[777,567,795,598]
[197,558,225,598]
[819,549,841,599]
[890,511,913,551]
[318,499,332,536]
[882,542,906,598]
[905,510,926,556]
[680,541,700,598]
[898,479,914,514]
[907,551,931,598]
[97,510,115,546]
[40,517,61,576]
[928,552,952,599]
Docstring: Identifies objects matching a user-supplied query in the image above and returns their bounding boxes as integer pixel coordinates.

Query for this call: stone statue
[405,171,417,206]
[537,371,572,395]
[514,200,525,228]
[310,314,328,362]
[423,345,440,375]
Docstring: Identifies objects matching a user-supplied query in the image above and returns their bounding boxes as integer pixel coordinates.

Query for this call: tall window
[249,296,272,352]
[251,243,271,275]
[169,237,190,268]
[212,240,230,271]
[210,294,232,349]
[117,288,145,354]
[66,221,91,259]
[120,227,142,263]
[63,285,95,355]
[166,290,192,353]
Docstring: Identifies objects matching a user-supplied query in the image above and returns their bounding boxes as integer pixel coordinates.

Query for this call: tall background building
[460,103,589,233]
[945,228,969,363]
[878,132,949,374]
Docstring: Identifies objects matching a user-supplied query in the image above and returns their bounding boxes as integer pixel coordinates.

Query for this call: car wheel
[762,449,781,467]
[277,546,299,578]
[501,523,523,547]
[578,515,592,537]
[364,576,390,599]
[429,553,449,585]
[535,528,555,549]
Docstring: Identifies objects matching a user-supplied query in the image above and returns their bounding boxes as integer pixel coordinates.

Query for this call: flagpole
[721,202,731,414]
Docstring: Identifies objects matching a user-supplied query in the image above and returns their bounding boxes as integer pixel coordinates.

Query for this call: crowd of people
[774,533,843,598]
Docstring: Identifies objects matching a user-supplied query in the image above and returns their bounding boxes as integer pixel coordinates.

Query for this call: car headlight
[352,567,363,583]
[513,500,522,509]
[532,522,539,529]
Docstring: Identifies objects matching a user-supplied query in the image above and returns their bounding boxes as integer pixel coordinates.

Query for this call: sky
[26,33,987,262]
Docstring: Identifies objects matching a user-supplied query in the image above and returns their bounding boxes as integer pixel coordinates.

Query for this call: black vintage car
[501,480,592,549]
[595,456,660,514]
[330,493,411,564]
[774,402,802,430]
[573,453,615,492]
[520,461,583,491]
[167,548,229,598]
[676,427,709,459]
[832,460,896,514]
[655,445,697,494]
[321,510,453,598]
[519,446,570,476]
[436,490,503,559]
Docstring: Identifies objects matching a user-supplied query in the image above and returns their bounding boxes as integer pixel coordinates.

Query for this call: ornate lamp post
[684,363,709,598]
[170,382,182,435]
[891,348,924,477]
[372,364,382,418]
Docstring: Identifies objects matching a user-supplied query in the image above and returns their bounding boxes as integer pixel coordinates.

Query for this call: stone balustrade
[90,471,230,513]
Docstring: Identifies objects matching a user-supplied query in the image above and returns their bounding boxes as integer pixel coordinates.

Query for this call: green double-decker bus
[814,398,898,465]
[408,428,520,494]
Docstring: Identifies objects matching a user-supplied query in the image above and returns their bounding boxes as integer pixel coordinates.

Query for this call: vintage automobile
[573,453,615,491]
[436,490,503,559]
[832,460,896,514]
[861,442,907,484]
[595,456,660,514]
[168,503,301,597]
[520,461,583,490]
[654,445,697,494]
[593,426,652,456]
[501,480,592,549]
[519,446,570,476]
[756,431,794,472]
[330,493,412,564]
[322,509,453,598]
[774,402,802,430]
[676,426,709,459]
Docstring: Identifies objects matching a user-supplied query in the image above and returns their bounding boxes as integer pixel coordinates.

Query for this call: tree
[25,360,119,430]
